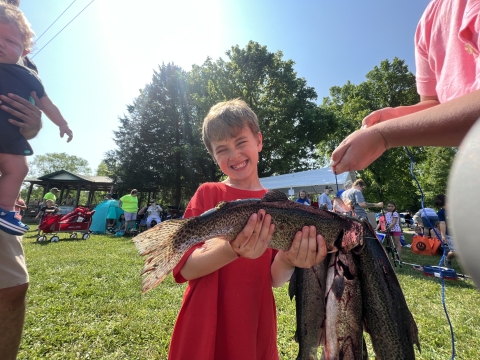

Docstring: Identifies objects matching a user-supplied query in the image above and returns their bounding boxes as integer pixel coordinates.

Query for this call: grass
[18,229,480,359]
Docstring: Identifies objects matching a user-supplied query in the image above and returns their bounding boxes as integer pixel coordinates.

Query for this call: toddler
[0,2,72,235]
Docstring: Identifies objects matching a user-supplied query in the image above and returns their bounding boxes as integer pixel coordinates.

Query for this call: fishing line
[404,146,456,360]
[31,0,96,59]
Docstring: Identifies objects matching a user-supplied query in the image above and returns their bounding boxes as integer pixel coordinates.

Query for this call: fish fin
[215,201,228,209]
[362,336,368,360]
[132,219,189,293]
[288,267,298,300]
[261,189,289,202]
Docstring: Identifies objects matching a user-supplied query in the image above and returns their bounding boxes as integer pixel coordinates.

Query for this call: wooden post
[59,185,65,205]
[25,182,33,208]
[75,185,81,207]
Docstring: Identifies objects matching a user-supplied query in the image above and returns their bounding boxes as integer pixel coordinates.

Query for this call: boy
[168,100,327,360]
[0,2,73,235]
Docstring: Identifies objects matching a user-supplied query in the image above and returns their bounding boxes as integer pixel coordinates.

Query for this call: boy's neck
[222,177,264,191]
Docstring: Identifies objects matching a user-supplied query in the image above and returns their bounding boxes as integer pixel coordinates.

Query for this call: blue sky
[19,0,429,172]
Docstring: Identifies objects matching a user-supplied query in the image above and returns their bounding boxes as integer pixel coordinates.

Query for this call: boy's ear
[256,132,263,152]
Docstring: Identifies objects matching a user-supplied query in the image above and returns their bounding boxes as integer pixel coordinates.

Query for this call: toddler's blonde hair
[0,1,34,52]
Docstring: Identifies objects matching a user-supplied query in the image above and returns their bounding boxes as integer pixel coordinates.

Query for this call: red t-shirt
[169,182,279,360]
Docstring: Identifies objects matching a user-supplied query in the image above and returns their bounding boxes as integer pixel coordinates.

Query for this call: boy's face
[211,127,262,185]
[0,21,28,64]
[46,200,54,207]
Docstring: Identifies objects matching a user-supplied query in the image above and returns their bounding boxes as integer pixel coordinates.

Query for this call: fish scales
[289,255,330,360]
[321,251,363,360]
[133,190,364,293]
[355,223,420,359]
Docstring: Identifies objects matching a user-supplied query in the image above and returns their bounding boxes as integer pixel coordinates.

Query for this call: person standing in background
[336,180,352,198]
[318,186,333,210]
[295,190,311,206]
[342,179,383,221]
[119,189,138,231]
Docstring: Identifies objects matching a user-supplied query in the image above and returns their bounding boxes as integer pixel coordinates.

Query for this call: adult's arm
[331,90,480,173]
[0,92,43,140]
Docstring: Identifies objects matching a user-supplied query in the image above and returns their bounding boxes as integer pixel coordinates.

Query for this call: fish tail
[132,219,190,293]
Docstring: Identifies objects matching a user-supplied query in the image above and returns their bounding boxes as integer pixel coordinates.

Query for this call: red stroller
[37,207,95,242]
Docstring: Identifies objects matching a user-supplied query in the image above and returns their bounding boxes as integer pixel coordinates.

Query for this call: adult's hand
[330,127,388,173]
[1,92,42,140]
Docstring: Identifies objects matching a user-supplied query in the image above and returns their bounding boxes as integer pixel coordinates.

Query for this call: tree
[106,42,336,206]
[106,63,207,207]
[319,58,422,209]
[415,147,457,206]
[190,41,335,176]
[96,161,113,177]
[28,152,91,177]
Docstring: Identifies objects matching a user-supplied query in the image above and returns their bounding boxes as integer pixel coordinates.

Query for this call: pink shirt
[415,0,480,103]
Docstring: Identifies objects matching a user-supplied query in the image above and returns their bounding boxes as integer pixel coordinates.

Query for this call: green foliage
[415,147,457,207]
[319,58,426,210]
[106,63,207,207]
[107,42,334,205]
[191,41,334,176]
[28,152,91,177]
[96,161,113,177]
[18,230,480,359]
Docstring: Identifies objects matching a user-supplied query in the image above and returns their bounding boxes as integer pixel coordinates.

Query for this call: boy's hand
[229,209,275,259]
[277,226,327,268]
[59,124,73,142]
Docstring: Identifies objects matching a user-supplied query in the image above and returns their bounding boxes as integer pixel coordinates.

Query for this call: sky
[19,0,430,173]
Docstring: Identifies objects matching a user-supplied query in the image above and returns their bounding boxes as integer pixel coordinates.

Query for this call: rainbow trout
[321,251,363,360]
[289,255,330,360]
[358,224,420,359]
[133,190,364,293]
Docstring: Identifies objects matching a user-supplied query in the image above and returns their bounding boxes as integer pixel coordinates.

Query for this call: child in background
[168,99,327,360]
[0,3,73,235]
[34,199,57,236]
[385,201,402,259]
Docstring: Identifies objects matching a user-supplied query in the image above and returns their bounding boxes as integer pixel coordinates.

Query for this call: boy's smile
[212,127,263,188]
[0,22,28,64]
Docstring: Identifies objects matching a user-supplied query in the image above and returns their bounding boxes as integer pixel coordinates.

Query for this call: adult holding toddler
[0,2,72,235]
[168,100,327,359]
[0,2,54,359]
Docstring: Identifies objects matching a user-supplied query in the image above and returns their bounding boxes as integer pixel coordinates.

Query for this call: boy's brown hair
[353,179,366,188]
[202,99,261,156]
[0,1,34,51]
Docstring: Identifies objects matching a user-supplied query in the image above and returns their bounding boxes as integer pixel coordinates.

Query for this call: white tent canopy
[259,167,356,196]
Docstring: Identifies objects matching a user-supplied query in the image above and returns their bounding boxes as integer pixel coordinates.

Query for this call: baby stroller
[37,207,95,242]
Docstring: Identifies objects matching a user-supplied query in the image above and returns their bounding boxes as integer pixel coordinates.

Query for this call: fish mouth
[231,160,248,170]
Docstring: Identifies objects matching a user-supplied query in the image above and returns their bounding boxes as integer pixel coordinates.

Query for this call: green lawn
[18,230,480,359]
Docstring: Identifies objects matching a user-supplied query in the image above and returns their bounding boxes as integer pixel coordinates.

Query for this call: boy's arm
[180,210,275,281]
[38,95,73,142]
[271,226,327,288]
